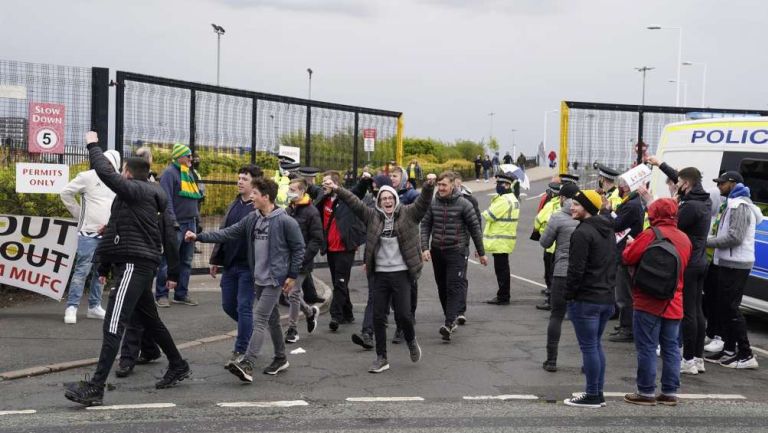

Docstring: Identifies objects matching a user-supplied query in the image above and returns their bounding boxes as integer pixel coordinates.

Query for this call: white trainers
[704,336,724,353]
[694,357,706,373]
[720,354,759,370]
[87,306,106,320]
[680,358,698,375]
[64,306,77,324]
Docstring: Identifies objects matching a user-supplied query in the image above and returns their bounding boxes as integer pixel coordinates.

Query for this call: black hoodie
[565,215,617,304]
[659,162,713,268]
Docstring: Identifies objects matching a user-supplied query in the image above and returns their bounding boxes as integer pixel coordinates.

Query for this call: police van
[650,117,768,313]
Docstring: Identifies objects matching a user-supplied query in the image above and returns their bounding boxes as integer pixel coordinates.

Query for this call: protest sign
[620,164,652,192]
[0,215,78,300]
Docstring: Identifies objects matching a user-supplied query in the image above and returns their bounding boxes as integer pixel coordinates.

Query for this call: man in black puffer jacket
[421,171,487,342]
[648,156,712,373]
[65,132,189,407]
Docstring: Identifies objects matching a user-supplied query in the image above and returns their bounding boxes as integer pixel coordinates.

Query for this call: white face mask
[286,191,301,202]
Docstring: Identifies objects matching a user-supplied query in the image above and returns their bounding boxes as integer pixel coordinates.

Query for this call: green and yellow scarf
[174,162,202,199]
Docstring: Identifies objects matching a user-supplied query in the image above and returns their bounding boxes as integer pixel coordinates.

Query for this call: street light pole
[683,61,708,106]
[211,23,225,148]
[647,25,683,106]
[488,112,495,142]
[543,109,558,153]
[668,80,688,106]
[307,68,313,100]
[634,66,655,105]
[510,128,517,161]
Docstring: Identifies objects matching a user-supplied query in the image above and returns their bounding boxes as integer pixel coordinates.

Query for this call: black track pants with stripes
[92,262,184,386]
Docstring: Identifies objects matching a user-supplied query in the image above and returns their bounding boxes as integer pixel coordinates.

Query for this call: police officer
[533,182,562,310]
[597,164,622,210]
[484,173,521,306]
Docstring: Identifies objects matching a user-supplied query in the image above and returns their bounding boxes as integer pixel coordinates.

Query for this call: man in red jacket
[621,198,691,407]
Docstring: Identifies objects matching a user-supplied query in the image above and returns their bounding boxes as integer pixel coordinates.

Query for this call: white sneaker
[704,336,724,353]
[87,306,106,320]
[704,336,712,345]
[680,358,698,375]
[694,357,706,373]
[721,354,759,370]
[64,306,77,324]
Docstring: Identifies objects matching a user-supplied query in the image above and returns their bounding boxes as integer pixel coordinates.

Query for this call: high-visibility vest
[534,197,560,253]
[482,192,520,254]
[273,172,291,208]
[607,187,623,210]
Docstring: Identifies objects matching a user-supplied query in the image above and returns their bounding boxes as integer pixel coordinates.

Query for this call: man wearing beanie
[156,143,202,307]
[563,189,617,408]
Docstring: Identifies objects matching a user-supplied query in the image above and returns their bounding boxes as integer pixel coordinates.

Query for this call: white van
[650,117,768,313]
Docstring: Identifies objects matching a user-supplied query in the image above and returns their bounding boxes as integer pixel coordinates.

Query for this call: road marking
[217,400,309,408]
[86,403,176,411]
[751,346,768,357]
[467,259,547,289]
[0,410,36,416]
[525,192,545,201]
[463,394,538,401]
[346,397,425,402]
[574,392,746,400]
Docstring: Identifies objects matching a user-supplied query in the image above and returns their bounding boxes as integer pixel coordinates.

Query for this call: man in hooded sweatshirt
[622,198,692,407]
[332,174,436,373]
[704,171,764,369]
[185,177,305,383]
[647,156,712,375]
[563,189,616,408]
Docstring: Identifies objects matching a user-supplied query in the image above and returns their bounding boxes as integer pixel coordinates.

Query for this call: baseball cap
[712,171,743,184]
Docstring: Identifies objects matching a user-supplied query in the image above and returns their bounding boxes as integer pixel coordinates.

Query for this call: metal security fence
[114,71,402,270]
[559,101,768,188]
[0,60,109,167]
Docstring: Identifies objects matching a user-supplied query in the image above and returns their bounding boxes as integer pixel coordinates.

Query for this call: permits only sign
[0,215,79,300]
[15,163,69,194]
[363,128,376,152]
[28,102,66,154]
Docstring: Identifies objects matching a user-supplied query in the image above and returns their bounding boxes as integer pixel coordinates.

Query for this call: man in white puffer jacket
[60,150,121,324]
[705,171,765,369]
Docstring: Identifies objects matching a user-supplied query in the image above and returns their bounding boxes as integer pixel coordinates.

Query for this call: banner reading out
[0,215,78,300]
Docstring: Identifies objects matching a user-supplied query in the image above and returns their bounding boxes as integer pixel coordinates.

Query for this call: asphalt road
[2,179,768,432]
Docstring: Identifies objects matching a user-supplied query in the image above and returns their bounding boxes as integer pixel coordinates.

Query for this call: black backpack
[632,227,681,300]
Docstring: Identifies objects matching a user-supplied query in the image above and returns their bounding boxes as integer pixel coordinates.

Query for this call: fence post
[189,89,196,152]
[91,67,110,150]
[637,110,645,165]
[558,101,569,174]
[114,71,125,155]
[353,112,359,179]
[251,97,257,164]
[305,105,312,166]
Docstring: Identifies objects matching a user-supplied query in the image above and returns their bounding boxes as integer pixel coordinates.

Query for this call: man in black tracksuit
[420,171,487,342]
[648,156,712,372]
[65,132,189,407]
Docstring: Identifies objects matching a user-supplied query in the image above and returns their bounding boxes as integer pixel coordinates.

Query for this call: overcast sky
[3,0,768,156]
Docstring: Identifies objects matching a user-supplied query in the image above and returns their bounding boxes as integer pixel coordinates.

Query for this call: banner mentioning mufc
[0,215,78,300]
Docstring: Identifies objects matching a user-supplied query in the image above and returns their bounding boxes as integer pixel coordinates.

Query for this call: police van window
[740,158,768,216]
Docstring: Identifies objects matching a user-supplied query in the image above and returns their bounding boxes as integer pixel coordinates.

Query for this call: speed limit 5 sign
[28,102,66,154]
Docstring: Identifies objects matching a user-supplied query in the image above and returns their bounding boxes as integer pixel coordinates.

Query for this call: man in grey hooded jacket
[539,183,580,372]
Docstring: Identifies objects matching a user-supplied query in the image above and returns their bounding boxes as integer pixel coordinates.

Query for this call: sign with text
[619,164,652,192]
[16,163,69,194]
[0,215,79,300]
[28,102,66,154]
[363,128,376,152]
[279,145,301,164]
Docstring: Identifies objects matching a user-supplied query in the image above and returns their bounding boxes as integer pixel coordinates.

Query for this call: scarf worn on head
[174,161,202,199]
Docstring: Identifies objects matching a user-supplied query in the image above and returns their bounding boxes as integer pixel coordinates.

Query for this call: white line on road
[751,346,768,357]
[467,259,547,289]
[346,397,425,402]
[463,395,538,401]
[217,400,309,408]
[86,403,177,411]
[525,192,546,201]
[0,410,36,416]
[574,392,746,400]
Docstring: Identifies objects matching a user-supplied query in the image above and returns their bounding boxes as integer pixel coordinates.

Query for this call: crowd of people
[60,131,763,410]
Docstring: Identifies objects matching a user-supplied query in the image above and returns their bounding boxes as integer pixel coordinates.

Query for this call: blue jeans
[221,264,255,353]
[634,310,681,396]
[155,219,195,300]
[66,235,103,308]
[568,301,614,395]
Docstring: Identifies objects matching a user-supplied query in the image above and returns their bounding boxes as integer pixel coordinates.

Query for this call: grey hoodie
[374,185,408,272]
[540,199,579,277]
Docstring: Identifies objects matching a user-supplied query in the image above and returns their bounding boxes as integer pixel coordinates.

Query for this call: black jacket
[88,144,180,281]
[287,199,324,272]
[659,162,713,268]
[565,215,616,304]
[611,193,645,252]
[316,189,367,254]
[420,188,485,255]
